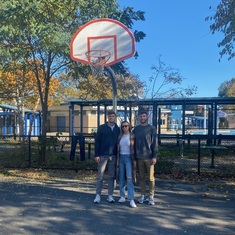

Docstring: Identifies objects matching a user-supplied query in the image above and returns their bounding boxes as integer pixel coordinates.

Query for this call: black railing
[0,134,234,177]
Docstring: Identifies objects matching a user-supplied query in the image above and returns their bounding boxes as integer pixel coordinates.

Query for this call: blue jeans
[119,154,135,200]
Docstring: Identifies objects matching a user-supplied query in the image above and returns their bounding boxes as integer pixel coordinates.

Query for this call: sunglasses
[122,125,129,128]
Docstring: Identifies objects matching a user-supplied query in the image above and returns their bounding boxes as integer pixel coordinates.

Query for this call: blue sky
[119,0,235,98]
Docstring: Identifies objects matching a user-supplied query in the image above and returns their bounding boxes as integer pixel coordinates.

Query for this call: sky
[118,0,235,98]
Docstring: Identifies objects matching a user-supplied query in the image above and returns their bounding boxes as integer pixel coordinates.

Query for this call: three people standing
[94,108,157,206]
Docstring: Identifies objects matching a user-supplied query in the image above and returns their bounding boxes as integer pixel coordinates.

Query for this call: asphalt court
[0,176,234,235]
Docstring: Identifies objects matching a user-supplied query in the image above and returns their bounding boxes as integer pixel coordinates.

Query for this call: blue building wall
[0,104,41,136]
[170,105,182,130]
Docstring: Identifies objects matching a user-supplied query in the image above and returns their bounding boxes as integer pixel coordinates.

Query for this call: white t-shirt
[119,133,131,154]
[108,124,115,131]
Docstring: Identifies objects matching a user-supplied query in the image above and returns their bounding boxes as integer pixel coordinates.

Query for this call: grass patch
[0,167,10,176]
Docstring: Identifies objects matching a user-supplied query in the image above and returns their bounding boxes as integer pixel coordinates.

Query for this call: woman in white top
[116,121,137,208]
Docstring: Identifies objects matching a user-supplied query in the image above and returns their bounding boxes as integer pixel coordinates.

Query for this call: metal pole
[105,66,117,114]
[204,105,207,134]
[105,66,117,189]
[198,138,201,175]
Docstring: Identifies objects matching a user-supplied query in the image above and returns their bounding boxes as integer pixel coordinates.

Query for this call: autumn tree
[0,0,146,164]
[53,64,144,104]
[206,0,235,60]
[0,60,59,137]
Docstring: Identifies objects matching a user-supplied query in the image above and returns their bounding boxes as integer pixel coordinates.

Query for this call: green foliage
[1,139,235,177]
[0,0,146,103]
[0,147,29,167]
[218,78,235,97]
[0,0,75,61]
[0,0,146,162]
[0,168,10,176]
[0,0,81,144]
[114,6,146,46]
[206,0,235,60]
[78,0,118,21]
[158,144,199,159]
[55,65,145,103]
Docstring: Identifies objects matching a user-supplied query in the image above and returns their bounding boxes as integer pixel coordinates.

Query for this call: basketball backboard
[70,18,136,66]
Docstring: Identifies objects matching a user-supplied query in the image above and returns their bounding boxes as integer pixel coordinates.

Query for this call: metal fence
[0,134,234,177]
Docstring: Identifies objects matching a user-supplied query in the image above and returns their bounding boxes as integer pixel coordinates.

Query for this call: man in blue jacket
[94,110,120,203]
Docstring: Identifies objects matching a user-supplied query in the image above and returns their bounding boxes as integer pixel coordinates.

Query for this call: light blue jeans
[119,154,135,200]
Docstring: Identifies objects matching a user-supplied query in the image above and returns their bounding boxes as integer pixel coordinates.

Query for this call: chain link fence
[158,136,235,176]
[0,134,234,177]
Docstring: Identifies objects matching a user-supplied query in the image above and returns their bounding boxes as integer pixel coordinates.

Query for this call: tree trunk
[38,102,48,166]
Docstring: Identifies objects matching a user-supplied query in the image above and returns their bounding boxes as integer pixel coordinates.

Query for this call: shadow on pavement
[0,177,235,235]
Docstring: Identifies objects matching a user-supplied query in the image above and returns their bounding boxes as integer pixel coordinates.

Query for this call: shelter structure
[0,104,41,136]
[66,97,235,139]
[47,97,235,161]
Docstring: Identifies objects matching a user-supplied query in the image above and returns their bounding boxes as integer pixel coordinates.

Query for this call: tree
[218,78,235,97]
[0,0,146,164]
[0,60,59,137]
[218,78,235,114]
[206,0,235,60]
[54,66,144,103]
[145,55,197,99]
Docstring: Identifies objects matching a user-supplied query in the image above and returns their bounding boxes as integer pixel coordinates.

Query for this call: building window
[57,116,65,132]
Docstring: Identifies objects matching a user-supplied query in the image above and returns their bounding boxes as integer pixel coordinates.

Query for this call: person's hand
[133,176,137,183]
[151,158,157,165]
[95,156,100,163]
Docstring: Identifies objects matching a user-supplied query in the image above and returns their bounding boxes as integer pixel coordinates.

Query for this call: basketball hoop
[85,50,111,78]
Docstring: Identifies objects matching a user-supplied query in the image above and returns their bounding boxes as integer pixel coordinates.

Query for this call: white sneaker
[118,197,126,203]
[137,195,145,204]
[107,195,115,203]
[130,200,137,208]
[148,196,155,205]
[94,194,101,204]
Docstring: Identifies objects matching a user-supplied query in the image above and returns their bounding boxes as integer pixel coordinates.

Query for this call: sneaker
[94,194,101,204]
[118,197,126,203]
[148,196,155,205]
[137,195,145,204]
[130,200,137,208]
[107,195,115,203]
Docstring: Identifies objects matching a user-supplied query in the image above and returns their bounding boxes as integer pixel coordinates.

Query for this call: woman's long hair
[119,121,131,139]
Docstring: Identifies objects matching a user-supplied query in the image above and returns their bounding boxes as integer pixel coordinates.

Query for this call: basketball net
[85,50,111,78]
